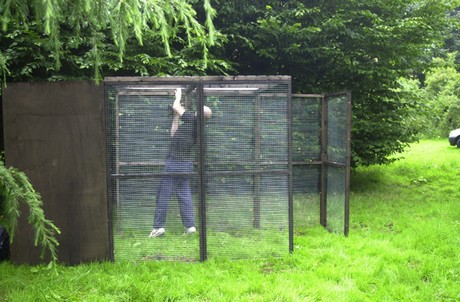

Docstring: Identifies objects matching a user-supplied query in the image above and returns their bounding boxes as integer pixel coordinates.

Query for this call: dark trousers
[153,158,195,228]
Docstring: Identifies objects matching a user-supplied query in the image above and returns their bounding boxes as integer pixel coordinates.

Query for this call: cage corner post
[104,82,115,262]
[287,81,294,253]
[320,94,328,228]
[197,80,208,261]
[344,91,352,236]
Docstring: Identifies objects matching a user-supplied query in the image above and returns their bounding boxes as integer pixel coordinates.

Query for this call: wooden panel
[3,81,110,264]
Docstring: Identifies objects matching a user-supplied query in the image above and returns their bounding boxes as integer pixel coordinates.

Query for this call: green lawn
[1,139,459,301]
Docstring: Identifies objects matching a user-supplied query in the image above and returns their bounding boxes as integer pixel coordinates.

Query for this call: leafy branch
[0,159,60,265]
[0,0,218,82]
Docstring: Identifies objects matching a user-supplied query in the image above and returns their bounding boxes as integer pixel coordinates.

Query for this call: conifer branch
[0,160,60,265]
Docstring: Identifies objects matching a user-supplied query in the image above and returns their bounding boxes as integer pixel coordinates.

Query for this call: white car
[448,128,460,148]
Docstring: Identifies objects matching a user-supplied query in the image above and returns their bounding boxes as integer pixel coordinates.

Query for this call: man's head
[203,106,212,119]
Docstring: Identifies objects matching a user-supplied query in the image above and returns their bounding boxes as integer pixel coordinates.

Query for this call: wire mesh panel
[292,95,322,229]
[105,76,292,261]
[325,92,351,235]
[106,82,201,261]
[105,77,350,262]
[204,81,291,259]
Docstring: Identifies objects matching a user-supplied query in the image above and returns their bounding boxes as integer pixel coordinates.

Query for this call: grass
[114,227,289,262]
[1,139,459,301]
[114,193,290,261]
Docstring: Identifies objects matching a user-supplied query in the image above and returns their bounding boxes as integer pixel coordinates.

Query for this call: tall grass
[1,139,459,301]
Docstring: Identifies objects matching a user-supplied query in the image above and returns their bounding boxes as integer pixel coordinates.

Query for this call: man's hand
[173,88,185,117]
[175,88,182,101]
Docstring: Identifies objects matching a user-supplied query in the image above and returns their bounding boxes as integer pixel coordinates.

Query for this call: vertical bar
[104,85,115,261]
[115,94,121,235]
[253,94,261,229]
[320,94,328,227]
[287,81,294,253]
[197,81,207,261]
[344,92,352,236]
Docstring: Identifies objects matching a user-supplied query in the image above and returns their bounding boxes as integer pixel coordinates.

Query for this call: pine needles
[0,159,60,265]
[0,0,218,82]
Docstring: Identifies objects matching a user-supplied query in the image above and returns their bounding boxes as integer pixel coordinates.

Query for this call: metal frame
[104,77,350,261]
[105,76,293,261]
[344,91,352,236]
[324,91,351,236]
[292,92,351,236]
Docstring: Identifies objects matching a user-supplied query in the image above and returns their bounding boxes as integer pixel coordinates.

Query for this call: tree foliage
[0,0,226,82]
[1,0,459,168]
[212,0,459,166]
[406,53,460,137]
[0,158,60,265]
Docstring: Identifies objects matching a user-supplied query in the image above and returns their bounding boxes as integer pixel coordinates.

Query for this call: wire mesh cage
[324,93,351,234]
[292,93,351,234]
[105,76,292,261]
[291,95,322,230]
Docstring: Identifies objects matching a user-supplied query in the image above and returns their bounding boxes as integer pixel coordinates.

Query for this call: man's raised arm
[171,88,185,136]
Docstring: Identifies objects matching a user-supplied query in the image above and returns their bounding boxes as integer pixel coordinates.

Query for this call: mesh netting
[291,93,350,233]
[204,83,290,259]
[105,78,350,262]
[106,77,291,261]
[292,96,322,230]
[325,94,350,233]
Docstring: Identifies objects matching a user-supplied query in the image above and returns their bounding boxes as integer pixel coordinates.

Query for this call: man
[150,88,212,237]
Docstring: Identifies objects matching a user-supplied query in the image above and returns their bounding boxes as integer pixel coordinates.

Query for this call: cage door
[323,92,351,235]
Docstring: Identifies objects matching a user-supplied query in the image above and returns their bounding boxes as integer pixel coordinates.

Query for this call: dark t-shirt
[168,111,197,160]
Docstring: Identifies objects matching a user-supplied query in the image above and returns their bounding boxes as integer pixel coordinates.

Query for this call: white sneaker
[184,226,196,235]
[149,228,165,237]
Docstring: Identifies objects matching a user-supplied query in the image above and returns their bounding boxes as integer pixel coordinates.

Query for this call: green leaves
[414,53,460,136]
[213,0,458,166]
[0,159,60,265]
[0,0,220,82]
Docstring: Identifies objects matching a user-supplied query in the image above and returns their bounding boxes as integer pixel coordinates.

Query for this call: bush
[423,55,460,136]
